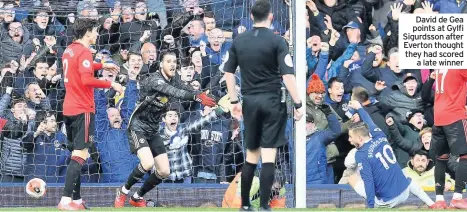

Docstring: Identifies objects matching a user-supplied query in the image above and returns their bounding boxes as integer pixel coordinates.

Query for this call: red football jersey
[62,42,111,116]
[434,69,467,126]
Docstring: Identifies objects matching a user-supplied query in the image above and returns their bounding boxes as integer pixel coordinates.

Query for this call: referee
[223,0,303,211]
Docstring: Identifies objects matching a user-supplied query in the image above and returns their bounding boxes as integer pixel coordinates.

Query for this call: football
[26,178,47,198]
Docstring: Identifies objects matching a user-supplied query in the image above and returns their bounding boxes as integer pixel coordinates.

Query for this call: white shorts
[354,181,410,208]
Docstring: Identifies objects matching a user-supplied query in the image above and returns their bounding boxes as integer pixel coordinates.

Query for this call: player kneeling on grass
[114,51,217,208]
[346,100,437,209]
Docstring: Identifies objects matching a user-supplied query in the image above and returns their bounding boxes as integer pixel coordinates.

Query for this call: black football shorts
[432,119,467,157]
[242,92,288,150]
[64,112,95,151]
[128,130,167,157]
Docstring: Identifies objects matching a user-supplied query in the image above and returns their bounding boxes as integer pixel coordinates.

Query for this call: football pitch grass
[0,208,460,211]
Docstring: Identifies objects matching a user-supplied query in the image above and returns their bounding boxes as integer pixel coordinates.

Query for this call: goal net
[0,0,294,208]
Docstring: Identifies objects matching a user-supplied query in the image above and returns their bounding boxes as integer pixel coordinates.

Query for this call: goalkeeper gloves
[195,92,217,107]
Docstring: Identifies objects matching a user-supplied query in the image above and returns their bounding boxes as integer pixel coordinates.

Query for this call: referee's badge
[284,54,293,67]
[83,60,91,68]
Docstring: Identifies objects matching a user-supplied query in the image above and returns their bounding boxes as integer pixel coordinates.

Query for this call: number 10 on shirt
[375,145,397,170]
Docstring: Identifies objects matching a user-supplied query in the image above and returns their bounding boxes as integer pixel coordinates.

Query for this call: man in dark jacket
[351,86,390,138]
[0,21,32,65]
[325,77,352,183]
[362,47,421,94]
[23,111,68,183]
[379,74,425,122]
[0,88,34,182]
[386,109,425,168]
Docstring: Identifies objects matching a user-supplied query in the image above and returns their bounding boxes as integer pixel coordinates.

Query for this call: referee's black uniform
[223,27,294,150]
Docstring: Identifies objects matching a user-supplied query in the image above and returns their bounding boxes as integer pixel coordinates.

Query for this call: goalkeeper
[222,170,286,209]
[114,51,217,208]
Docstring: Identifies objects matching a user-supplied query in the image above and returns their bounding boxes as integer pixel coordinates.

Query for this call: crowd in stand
[304,0,463,191]
[0,0,293,184]
[0,0,459,196]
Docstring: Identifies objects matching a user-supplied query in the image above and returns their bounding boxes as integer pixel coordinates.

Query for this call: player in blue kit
[346,100,436,208]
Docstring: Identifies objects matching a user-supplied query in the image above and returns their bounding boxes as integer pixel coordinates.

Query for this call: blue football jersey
[354,108,410,208]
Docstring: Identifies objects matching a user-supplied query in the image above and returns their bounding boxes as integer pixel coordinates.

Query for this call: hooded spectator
[0,21,32,65]
[379,73,425,122]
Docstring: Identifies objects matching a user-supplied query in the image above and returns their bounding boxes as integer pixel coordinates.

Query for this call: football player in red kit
[58,18,123,210]
[431,69,467,209]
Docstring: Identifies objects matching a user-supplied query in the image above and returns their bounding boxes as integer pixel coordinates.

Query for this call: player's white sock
[453,192,463,200]
[436,195,445,202]
[408,181,435,206]
[133,192,142,200]
[121,185,130,195]
[73,199,82,205]
[60,197,72,205]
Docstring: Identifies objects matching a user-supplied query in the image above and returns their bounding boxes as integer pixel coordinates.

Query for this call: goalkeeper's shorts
[128,130,166,157]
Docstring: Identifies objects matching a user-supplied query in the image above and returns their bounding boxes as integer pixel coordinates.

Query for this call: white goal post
[293,0,308,209]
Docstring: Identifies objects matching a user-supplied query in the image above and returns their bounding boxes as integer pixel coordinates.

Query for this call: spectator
[306,74,340,182]
[338,46,377,96]
[23,111,68,183]
[306,104,341,184]
[178,58,195,84]
[25,8,56,42]
[351,86,390,137]
[402,150,453,191]
[329,21,361,61]
[386,109,426,168]
[0,90,35,182]
[118,1,162,51]
[201,28,231,65]
[0,21,32,65]
[23,82,52,112]
[188,19,208,47]
[222,119,244,183]
[325,77,354,183]
[420,71,436,127]
[379,73,425,122]
[94,57,140,183]
[203,11,216,36]
[195,105,231,183]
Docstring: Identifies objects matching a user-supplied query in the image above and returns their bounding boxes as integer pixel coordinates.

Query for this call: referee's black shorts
[242,92,287,150]
[64,112,95,151]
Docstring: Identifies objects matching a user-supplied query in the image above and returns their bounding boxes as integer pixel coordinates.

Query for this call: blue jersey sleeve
[357,108,386,138]
[357,152,376,208]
